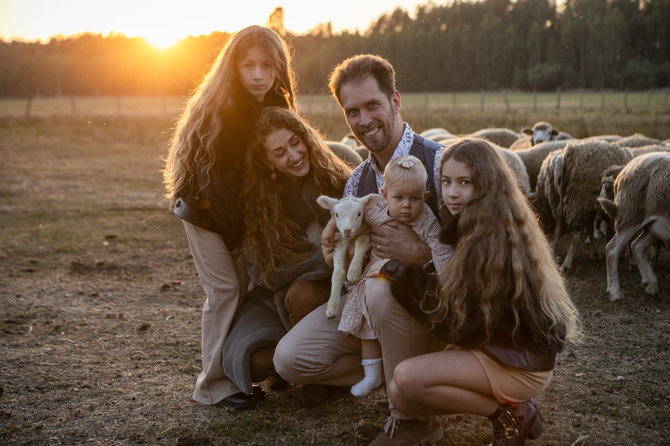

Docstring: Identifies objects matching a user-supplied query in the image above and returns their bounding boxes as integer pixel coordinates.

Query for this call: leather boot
[488,398,544,446]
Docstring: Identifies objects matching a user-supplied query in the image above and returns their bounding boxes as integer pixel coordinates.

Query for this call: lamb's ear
[597,197,617,220]
[363,193,382,207]
[551,128,559,136]
[522,127,532,135]
[317,195,338,211]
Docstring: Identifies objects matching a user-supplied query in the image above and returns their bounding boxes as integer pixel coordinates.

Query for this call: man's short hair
[328,54,396,106]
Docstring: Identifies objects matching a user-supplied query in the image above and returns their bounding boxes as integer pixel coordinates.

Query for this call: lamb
[316,193,380,319]
[470,127,523,148]
[597,152,670,301]
[537,140,632,272]
[514,140,570,191]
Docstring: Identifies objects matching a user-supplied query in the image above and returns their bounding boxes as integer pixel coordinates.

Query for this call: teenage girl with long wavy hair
[163,25,296,409]
[384,138,582,445]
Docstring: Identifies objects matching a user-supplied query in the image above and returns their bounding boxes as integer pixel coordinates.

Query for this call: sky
[0,0,432,48]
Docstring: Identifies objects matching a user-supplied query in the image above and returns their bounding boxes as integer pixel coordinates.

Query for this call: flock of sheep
[327,121,670,302]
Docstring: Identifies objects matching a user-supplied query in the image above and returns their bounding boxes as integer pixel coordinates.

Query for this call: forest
[0,0,668,97]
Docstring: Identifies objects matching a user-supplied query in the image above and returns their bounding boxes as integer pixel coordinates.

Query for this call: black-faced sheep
[470,128,523,148]
[597,152,670,301]
[543,141,632,272]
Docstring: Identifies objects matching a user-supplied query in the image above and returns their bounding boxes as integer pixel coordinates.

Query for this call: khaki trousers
[274,276,444,417]
[183,221,242,405]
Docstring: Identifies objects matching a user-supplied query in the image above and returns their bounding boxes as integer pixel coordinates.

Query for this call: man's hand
[321,218,338,267]
[370,220,431,265]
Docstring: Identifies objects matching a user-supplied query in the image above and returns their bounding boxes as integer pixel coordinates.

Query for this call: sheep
[514,140,570,191]
[614,133,662,148]
[510,121,574,150]
[554,140,633,271]
[493,144,532,195]
[629,144,670,157]
[533,148,566,249]
[597,152,670,301]
[339,134,369,161]
[326,141,364,168]
[470,127,523,148]
[420,127,452,142]
[581,134,623,143]
[316,193,380,319]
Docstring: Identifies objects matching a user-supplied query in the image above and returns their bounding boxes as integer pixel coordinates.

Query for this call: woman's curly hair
[243,107,352,285]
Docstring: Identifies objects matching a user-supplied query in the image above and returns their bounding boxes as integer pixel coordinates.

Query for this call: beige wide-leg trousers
[183,221,243,405]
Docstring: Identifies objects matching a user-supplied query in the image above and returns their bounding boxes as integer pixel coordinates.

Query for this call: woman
[221,106,352,400]
[382,138,582,445]
[163,26,296,408]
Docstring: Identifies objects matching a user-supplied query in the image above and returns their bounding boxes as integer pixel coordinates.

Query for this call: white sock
[351,358,383,397]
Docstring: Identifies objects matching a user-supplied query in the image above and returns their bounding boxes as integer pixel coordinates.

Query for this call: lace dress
[337,202,453,339]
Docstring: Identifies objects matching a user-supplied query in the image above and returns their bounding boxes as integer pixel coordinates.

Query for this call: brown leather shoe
[369,416,443,445]
[214,386,266,410]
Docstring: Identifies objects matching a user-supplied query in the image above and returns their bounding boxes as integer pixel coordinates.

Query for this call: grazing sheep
[597,152,670,301]
[515,140,570,191]
[581,134,623,143]
[556,140,633,271]
[470,127,523,148]
[420,127,452,142]
[326,141,364,168]
[614,133,662,148]
[316,194,380,319]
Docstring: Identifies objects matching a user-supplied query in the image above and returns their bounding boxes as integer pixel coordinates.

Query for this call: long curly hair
[243,107,352,283]
[435,138,581,347]
[164,25,296,199]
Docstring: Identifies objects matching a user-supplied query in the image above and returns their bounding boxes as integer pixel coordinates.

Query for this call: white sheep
[514,140,570,192]
[325,141,364,168]
[510,121,573,150]
[420,127,452,142]
[614,133,662,148]
[316,194,381,319]
[597,152,670,301]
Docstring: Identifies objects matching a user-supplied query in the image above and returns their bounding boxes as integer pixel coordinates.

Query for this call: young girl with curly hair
[220,107,352,400]
[163,26,296,409]
[383,138,582,445]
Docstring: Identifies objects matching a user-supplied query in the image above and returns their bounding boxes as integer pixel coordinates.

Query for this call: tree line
[1,0,668,98]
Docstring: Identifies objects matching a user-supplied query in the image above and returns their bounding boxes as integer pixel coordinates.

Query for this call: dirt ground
[0,116,669,445]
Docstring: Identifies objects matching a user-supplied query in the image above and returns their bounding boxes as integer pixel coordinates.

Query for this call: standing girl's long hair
[243,107,352,282]
[164,25,296,199]
[436,138,581,348]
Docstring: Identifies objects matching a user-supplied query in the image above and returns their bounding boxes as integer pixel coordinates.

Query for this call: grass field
[0,113,669,445]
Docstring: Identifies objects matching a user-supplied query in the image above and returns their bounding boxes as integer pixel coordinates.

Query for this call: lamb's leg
[326,249,346,319]
[605,227,638,301]
[347,234,370,283]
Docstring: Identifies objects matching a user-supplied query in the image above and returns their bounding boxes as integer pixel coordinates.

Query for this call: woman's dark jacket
[222,172,335,394]
[172,89,290,251]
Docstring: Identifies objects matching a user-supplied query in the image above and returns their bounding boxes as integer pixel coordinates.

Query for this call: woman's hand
[321,218,338,267]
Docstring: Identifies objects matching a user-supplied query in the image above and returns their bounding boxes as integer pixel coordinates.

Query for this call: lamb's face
[333,198,366,239]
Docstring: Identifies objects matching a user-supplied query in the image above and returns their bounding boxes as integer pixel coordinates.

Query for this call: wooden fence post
[452,92,456,110]
[25,97,32,118]
[647,88,654,108]
[533,90,537,111]
[624,88,628,110]
[601,90,605,109]
[501,89,510,112]
[480,89,485,111]
[424,93,429,112]
[556,87,561,109]
[579,88,583,109]
[70,97,76,116]
[665,88,669,108]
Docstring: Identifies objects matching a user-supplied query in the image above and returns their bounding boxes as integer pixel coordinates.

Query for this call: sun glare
[143,31,181,50]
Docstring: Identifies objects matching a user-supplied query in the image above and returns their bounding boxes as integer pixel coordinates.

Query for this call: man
[273,54,446,446]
